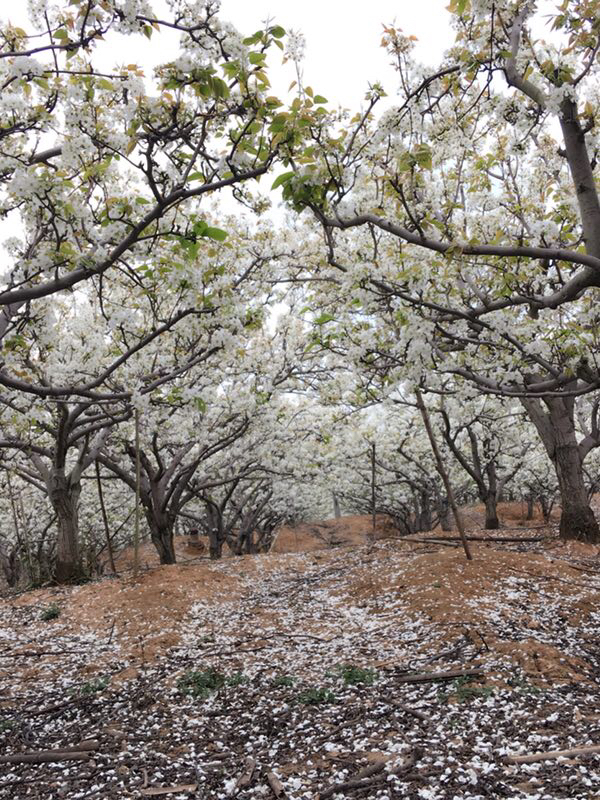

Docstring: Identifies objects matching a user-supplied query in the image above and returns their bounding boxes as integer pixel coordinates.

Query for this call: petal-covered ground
[1,511,600,799]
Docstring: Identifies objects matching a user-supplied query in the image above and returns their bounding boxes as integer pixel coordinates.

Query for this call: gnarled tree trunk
[483,491,500,530]
[146,511,176,564]
[50,474,83,583]
[522,396,600,542]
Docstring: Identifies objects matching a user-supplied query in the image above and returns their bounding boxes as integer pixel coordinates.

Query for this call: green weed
[336,664,377,686]
[40,603,61,621]
[297,687,337,705]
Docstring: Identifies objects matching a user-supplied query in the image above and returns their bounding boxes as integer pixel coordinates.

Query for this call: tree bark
[208,529,223,560]
[521,396,600,542]
[147,513,176,564]
[526,494,535,520]
[483,491,500,530]
[332,492,341,519]
[50,474,83,583]
[555,443,599,542]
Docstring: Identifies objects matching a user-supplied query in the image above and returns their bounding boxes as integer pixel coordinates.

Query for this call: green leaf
[314,312,335,325]
[249,52,266,65]
[269,25,286,38]
[414,143,432,169]
[243,31,263,45]
[313,95,328,104]
[271,171,295,189]
[202,226,228,242]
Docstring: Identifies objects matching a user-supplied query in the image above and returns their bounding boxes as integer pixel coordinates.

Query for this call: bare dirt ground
[1,504,600,799]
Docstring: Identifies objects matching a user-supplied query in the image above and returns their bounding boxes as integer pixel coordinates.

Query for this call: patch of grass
[297,687,337,705]
[40,603,61,621]
[79,676,110,696]
[178,668,226,698]
[273,675,295,688]
[336,664,377,686]
[226,671,249,687]
[438,676,494,704]
[177,668,248,698]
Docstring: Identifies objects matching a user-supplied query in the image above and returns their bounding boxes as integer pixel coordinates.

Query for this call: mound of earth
[1,512,600,799]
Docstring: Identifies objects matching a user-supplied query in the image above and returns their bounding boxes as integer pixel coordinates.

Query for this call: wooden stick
[318,755,415,799]
[370,442,376,544]
[319,763,385,799]
[393,667,485,684]
[96,459,117,574]
[266,771,286,797]
[415,389,472,561]
[0,748,95,765]
[235,757,257,790]
[134,408,141,580]
[504,744,600,764]
[415,535,548,544]
[395,703,429,722]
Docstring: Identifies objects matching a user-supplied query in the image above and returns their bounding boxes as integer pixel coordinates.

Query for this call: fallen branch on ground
[505,744,600,764]
[318,755,416,799]
[266,771,286,797]
[0,749,94,765]
[393,667,485,684]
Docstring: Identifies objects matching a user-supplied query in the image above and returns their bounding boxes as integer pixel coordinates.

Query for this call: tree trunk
[208,529,223,560]
[417,491,433,532]
[438,497,452,531]
[522,396,600,543]
[51,476,82,583]
[526,494,535,520]
[147,513,176,564]
[555,444,599,542]
[483,492,500,530]
[332,492,341,519]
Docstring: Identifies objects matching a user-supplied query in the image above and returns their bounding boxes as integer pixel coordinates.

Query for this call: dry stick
[504,744,600,764]
[395,703,429,722]
[393,667,485,684]
[95,459,116,574]
[415,535,549,544]
[415,389,472,561]
[266,771,286,797]
[134,408,141,580]
[0,740,98,765]
[235,757,257,790]
[319,756,416,800]
[370,441,377,545]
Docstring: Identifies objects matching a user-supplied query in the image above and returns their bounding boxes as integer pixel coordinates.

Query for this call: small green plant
[273,675,295,688]
[0,720,14,732]
[432,581,442,588]
[439,676,494,703]
[297,687,337,705]
[226,672,249,687]
[507,675,542,695]
[178,668,226,698]
[40,603,61,621]
[178,667,247,698]
[337,664,377,686]
[79,676,110,696]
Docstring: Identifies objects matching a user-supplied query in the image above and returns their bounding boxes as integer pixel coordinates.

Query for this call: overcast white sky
[218,0,455,109]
